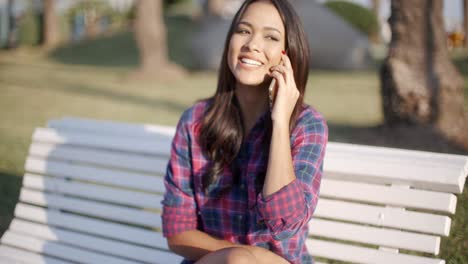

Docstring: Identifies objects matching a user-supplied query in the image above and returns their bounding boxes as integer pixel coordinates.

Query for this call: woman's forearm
[168,230,288,263]
[167,229,237,261]
[263,121,296,197]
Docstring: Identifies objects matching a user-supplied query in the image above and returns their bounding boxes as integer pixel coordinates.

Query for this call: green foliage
[18,6,42,46]
[325,0,379,37]
[67,0,113,19]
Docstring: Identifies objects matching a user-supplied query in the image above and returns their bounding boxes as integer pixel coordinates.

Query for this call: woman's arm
[168,230,289,263]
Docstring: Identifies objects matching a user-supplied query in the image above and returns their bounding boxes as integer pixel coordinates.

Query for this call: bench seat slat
[25,157,165,193]
[1,232,137,264]
[315,199,451,236]
[29,142,168,175]
[0,245,70,264]
[309,218,440,254]
[19,189,161,228]
[8,219,182,264]
[321,178,456,214]
[33,127,171,156]
[307,239,444,264]
[14,203,167,249]
[23,174,163,210]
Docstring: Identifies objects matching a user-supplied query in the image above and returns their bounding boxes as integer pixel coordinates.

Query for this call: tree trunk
[133,0,184,79]
[205,0,225,17]
[380,0,468,150]
[370,0,381,43]
[464,0,468,47]
[6,0,17,49]
[43,0,59,48]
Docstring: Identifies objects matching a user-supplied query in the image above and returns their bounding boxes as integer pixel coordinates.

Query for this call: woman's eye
[266,35,279,41]
[236,29,250,34]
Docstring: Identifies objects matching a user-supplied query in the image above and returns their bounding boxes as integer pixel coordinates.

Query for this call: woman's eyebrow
[238,21,282,34]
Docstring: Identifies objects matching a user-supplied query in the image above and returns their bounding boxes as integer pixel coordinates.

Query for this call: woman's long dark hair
[199,0,310,192]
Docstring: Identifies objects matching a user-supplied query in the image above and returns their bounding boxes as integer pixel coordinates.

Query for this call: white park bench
[0,117,466,264]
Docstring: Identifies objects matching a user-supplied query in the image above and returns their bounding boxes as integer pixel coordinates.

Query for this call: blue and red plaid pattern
[162,100,328,264]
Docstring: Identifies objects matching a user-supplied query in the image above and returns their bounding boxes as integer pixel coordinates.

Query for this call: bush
[18,7,42,46]
[325,1,379,37]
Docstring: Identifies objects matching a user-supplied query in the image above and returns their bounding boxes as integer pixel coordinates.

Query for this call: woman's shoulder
[297,104,326,125]
[177,99,211,129]
[293,104,328,135]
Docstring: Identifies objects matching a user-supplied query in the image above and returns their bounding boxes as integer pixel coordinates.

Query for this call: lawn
[0,15,467,263]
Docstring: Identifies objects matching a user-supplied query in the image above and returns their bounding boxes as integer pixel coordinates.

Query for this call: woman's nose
[243,35,261,52]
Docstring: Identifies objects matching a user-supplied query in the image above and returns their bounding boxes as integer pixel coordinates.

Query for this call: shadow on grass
[328,122,468,155]
[0,171,22,238]
[49,15,196,70]
[1,77,189,114]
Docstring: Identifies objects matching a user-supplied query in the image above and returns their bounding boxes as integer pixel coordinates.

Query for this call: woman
[162,0,328,263]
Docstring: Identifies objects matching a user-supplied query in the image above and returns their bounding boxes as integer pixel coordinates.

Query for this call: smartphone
[268,78,277,110]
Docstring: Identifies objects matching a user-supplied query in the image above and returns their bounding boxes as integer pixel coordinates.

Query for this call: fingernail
[281,50,286,55]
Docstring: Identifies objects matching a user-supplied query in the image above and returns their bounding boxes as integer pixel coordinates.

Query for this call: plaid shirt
[162,100,327,263]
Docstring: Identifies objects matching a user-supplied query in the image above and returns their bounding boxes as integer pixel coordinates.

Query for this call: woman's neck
[235,83,269,136]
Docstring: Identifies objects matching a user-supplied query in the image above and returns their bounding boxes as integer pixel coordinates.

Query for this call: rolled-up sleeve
[161,111,198,238]
[256,116,328,241]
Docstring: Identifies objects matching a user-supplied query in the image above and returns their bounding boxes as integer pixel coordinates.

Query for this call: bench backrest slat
[29,142,168,175]
[1,232,138,264]
[9,219,181,264]
[315,198,451,236]
[25,157,165,193]
[309,218,440,254]
[14,203,166,249]
[0,245,69,264]
[321,178,457,214]
[306,239,444,264]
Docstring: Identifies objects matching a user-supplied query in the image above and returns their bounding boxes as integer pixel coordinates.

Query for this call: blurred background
[0,0,467,262]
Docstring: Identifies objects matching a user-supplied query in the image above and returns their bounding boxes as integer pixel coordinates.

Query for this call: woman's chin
[235,75,270,87]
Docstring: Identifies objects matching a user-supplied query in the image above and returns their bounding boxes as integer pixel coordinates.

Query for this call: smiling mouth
[239,57,263,67]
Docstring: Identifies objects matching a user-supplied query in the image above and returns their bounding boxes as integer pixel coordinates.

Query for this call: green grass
[0,15,467,263]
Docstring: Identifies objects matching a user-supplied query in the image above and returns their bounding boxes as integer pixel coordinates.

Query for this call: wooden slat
[0,245,70,264]
[325,143,467,194]
[14,203,168,249]
[1,232,137,264]
[33,127,171,156]
[320,178,457,214]
[8,219,182,264]
[327,142,466,168]
[314,198,451,236]
[48,117,176,137]
[307,239,444,264]
[19,189,161,228]
[308,218,440,254]
[25,157,165,193]
[23,174,163,210]
[29,142,168,175]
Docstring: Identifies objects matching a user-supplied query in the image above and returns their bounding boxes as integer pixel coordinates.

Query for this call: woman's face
[228,0,286,87]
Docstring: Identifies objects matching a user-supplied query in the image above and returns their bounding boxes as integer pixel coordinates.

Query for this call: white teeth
[241,58,262,66]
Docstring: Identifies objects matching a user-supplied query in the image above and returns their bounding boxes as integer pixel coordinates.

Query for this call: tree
[43,0,59,48]
[464,0,468,47]
[132,0,184,79]
[380,0,468,150]
[6,0,17,48]
[205,0,225,17]
[370,0,381,43]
